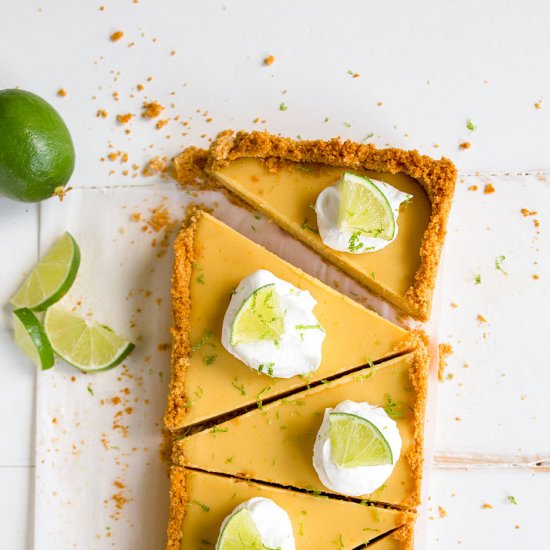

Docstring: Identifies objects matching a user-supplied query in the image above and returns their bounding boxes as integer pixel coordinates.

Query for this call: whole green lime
[0,89,75,202]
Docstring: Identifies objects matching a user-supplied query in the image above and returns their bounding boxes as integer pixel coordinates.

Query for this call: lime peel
[12,308,55,370]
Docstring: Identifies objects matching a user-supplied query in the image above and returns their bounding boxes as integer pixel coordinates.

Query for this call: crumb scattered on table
[142,101,165,119]
[110,31,124,42]
[438,343,453,382]
[116,113,133,124]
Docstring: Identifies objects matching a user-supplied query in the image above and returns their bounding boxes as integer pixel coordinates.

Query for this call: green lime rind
[329,411,393,468]
[12,308,55,370]
[338,172,395,241]
[10,232,81,311]
[217,508,266,550]
[0,89,75,202]
[230,283,284,347]
[44,306,135,372]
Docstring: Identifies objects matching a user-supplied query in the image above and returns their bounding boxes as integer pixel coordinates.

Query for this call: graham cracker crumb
[57,88,67,97]
[117,113,133,124]
[459,142,471,149]
[142,101,165,119]
[97,109,108,118]
[143,156,168,177]
[438,506,447,518]
[484,183,495,194]
[263,55,275,66]
[110,31,124,42]
[438,343,453,382]
[521,208,537,217]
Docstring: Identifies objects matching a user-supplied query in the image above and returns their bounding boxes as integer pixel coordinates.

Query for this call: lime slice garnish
[12,308,54,370]
[230,284,284,347]
[217,508,266,550]
[329,411,393,468]
[338,172,395,241]
[11,232,80,311]
[44,306,134,372]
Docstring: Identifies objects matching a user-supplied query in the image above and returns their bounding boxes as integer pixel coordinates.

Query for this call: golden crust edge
[163,209,201,432]
[200,129,456,321]
[402,332,430,509]
[166,467,188,550]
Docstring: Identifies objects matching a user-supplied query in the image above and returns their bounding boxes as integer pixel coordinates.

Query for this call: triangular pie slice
[165,209,413,431]
[181,130,456,321]
[166,467,415,550]
[173,347,428,509]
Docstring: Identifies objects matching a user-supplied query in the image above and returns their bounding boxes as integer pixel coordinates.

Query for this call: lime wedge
[12,308,54,370]
[338,172,395,241]
[11,232,80,311]
[329,412,393,468]
[230,284,284,347]
[44,306,134,372]
[217,508,266,550]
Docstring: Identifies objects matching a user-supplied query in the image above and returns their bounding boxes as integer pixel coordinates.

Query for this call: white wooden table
[1,1,549,548]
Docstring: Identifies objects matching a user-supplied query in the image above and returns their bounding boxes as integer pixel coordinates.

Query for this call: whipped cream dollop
[221,269,325,378]
[312,400,402,496]
[216,497,296,550]
[314,178,411,254]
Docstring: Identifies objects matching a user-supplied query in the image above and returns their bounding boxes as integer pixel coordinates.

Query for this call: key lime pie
[164,210,413,431]
[165,207,430,549]
[173,130,456,320]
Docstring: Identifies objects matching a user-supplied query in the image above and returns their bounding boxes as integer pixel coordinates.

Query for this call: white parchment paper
[34,183,439,549]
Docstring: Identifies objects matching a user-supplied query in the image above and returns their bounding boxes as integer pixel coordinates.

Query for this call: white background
[1,1,549,548]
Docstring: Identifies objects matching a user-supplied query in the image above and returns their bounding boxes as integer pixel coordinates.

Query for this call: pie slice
[179,130,456,321]
[173,347,428,509]
[165,209,413,431]
[166,467,415,550]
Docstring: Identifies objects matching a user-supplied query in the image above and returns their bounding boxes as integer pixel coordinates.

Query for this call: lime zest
[256,386,272,410]
[191,330,213,352]
[329,411,393,468]
[383,393,404,419]
[300,217,319,233]
[11,232,80,311]
[12,308,55,370]
[495,255,507,275]
[191,499,210,513]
